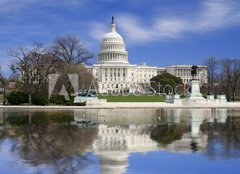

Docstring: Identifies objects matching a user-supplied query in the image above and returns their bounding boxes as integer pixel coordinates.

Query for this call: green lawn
[98,94,165,102]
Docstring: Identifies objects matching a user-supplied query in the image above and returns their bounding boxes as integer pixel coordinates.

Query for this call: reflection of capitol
[74,109,158,174]
[73,108,228,174]
[93,125,156,174]
[0,108,232,174]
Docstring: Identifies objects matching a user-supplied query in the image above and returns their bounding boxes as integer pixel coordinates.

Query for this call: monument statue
[191,65,198,79]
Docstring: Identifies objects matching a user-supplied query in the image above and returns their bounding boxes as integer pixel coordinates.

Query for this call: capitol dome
[98,17,128,64]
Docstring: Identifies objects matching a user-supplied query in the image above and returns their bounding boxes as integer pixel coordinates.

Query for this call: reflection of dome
[99,152,128,174]
[98,17,128,64]
[93,124,158,174]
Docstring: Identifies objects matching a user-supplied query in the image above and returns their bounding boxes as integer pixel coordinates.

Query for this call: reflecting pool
[0,108,240,174]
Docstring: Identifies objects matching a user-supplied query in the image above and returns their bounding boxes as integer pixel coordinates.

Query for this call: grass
[0,94,3,102]
[98,94,165,102]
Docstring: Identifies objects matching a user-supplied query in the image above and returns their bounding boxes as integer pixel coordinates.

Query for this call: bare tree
[0,66,8,105]
[204,57,218,92]
[51,35,93,64]
[31,44,58,93]
[9,43,58,104]
[220,59,240,101]
[50,35,94,95]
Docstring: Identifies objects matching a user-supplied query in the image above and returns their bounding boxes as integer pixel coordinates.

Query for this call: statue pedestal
[183,79,206,106]
[188,79,205,99]
[165,94,182,104]
[173,94,182,104]
[207,95,214,99]
[174,94,180,99]
[217,95,227,104]
[217,95,226,100]
[165,94,174,103]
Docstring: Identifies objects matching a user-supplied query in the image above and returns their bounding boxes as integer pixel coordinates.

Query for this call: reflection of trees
[150,124,187,145]
[2,110,98,174]
[201,117,240,159]
[6,111,75,126]
[18,124,98,173]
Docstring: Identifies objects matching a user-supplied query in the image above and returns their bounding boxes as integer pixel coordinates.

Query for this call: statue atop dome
[111,16,114,24]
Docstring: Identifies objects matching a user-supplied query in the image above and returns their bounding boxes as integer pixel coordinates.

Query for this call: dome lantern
[98,17,128,64]
[110,16,116,32]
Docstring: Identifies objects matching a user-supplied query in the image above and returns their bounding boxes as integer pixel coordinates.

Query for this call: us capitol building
[91,17,207,94]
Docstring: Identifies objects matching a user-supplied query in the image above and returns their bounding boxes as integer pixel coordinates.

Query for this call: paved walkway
[0,102,240,109]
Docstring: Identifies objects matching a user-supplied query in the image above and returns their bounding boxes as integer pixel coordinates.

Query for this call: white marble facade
[91,18,207,93]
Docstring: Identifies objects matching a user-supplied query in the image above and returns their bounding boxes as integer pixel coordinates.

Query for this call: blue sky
[0,0,240,75]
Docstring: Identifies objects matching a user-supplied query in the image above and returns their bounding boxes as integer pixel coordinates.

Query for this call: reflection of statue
[191,65,198,79]
[190,140,198,152]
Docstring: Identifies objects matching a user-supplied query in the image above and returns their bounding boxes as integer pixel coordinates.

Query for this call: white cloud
[0,0,87,14]
[88,22,108,42]
[92,0,240,44]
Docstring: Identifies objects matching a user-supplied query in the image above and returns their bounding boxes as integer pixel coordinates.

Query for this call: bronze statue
[111,16,114,24]
[191,65,198,79]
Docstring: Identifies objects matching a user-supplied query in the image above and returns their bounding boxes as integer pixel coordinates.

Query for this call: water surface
[0,108,240,174]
